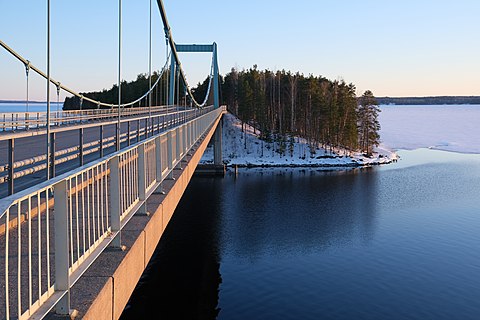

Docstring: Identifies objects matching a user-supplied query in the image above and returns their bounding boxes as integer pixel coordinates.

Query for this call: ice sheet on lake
[379,105,480,154]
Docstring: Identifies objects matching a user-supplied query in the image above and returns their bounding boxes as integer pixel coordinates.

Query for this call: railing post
[99,125,104,158]
[145,118,149,138]
[79,128,84,167]
[154,136,164,193]
[50,132,56,178]
[138,144,146,197]
[175,127,182,169]
[194,119,197,142]
[8,138,14,195]
[110,156,122,247]
[137,119,140,142]
[187,122,191,151]
[115,122,120,151]
[54,179,71,315]
[167,131,173,179]
[137,143,148,215]
[189,122,193,148]
[182,124,187,156]
[127,121,131,146]
[191,121,194,146]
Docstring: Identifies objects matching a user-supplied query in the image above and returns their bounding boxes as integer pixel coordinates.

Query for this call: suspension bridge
[0,1,226,319]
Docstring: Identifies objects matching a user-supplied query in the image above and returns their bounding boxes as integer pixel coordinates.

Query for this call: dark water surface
[122,149,480,319]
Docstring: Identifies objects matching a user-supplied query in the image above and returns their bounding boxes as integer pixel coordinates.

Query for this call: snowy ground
[201,113,398,167]
[379,104,480,154]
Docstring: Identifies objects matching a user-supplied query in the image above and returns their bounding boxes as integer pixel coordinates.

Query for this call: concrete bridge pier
[214,119,222,165]
[195,117,225,176]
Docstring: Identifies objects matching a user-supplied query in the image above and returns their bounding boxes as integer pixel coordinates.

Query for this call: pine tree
[358,90,381,156]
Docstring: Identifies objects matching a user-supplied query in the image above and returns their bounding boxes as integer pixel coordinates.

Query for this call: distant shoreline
[375,96,480,105]
[0,100,48,104]
[3,96,480,106]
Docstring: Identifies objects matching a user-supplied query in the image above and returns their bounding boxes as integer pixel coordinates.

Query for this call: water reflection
[222,168,380,259]
[121,177,223,319]
[123,149,480,319]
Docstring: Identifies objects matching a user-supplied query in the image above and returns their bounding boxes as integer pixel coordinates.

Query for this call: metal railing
[0,106,225,319]
[0,105,181,132]
[0,106,211,196]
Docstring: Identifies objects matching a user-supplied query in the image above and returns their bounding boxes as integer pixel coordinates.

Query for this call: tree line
[63,66,381,156]
[63,71,186,110]
[221,66,380,156]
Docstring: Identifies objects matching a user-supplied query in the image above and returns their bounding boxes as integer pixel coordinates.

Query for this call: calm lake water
[122,148,480,319]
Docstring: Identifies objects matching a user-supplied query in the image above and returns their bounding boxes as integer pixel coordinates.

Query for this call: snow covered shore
[201,113,398,168]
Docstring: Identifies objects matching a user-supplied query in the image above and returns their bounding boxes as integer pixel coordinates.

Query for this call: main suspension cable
[156,0,216,108]
[0,40,170,109]
[1,0,217,110]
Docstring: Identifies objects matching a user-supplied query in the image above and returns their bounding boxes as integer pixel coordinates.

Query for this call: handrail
[0,106,225,320]
[0,105,184,133]
[0,107,210,197]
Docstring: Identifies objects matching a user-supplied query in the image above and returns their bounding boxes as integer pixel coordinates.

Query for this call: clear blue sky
[1,0,479,101]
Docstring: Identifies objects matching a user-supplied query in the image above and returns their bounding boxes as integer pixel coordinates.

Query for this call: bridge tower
[172,43,222,165]
[170,43,220,109]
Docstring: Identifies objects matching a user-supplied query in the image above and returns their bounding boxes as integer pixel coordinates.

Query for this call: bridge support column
[213,42,220,108]
[214,119,222,165]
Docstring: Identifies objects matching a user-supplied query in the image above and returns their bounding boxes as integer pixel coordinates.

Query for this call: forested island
[218,66,380,156]
[63,67,383,156]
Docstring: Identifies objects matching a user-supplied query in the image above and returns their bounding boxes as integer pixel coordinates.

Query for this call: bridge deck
[0,107,204,198]
[0,108,225,319]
